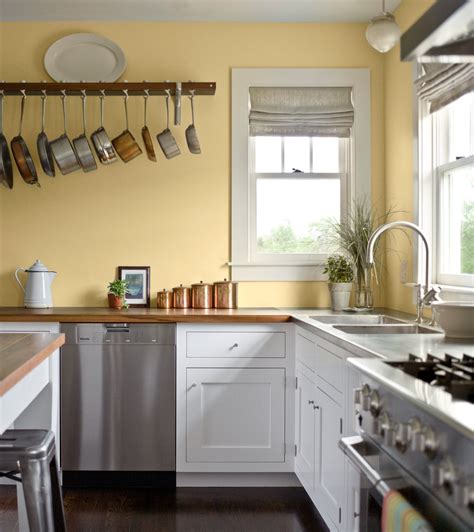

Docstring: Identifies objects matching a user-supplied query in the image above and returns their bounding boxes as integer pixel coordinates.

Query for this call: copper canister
[173,284,191,308]
[191,281,213,309]
[157,289,173,309]
[213,278,238,309]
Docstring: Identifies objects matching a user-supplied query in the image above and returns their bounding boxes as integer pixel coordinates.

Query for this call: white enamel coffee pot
[15,259,57,308]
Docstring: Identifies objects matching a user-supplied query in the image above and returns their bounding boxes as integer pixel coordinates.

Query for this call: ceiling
[0,0,402,22]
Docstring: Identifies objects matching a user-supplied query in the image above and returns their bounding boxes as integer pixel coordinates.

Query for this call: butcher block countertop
[0,307,292,323]
[0,333,65,396]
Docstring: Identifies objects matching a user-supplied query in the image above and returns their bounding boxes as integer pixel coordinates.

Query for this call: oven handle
[339,435,392,498]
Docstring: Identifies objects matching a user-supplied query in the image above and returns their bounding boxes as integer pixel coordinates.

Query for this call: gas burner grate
[388,353,474,403]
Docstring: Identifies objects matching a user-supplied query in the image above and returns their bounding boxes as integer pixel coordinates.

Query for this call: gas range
[344,352,474,531]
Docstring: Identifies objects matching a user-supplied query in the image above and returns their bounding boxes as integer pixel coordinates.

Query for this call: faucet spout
[366,221,432,323]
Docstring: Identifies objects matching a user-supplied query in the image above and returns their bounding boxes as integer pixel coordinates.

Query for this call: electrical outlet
[400,259,408,284]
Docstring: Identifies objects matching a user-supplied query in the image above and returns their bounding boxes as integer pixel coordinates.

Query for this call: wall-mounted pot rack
[0,81,216,127]
[0,81,216,97]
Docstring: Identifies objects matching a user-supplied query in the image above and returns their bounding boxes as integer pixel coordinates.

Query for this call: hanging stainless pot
[185,90,201,155]
[50,91,81,175]
[157,90,180,159]
[73,91,97,172]
[10,90,40,187]
[141,90,156,162]
[91,91,117,165]
[36,90,55,177]
[0,90,13,189]
[112,90,143,163]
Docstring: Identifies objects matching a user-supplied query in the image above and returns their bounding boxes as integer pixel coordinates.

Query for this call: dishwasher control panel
[63,323,176,345]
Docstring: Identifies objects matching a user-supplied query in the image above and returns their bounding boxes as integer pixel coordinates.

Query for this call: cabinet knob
[313,405,320,410]
[230,343,239,349]
[187,383,197,392]
[308,400,315,405]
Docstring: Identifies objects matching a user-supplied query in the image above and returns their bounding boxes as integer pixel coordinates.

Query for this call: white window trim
[415,65,474,297]
[231,68,371,282]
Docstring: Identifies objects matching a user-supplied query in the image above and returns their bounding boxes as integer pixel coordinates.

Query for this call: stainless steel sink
[309,314,405,325]
[333,324,441,335]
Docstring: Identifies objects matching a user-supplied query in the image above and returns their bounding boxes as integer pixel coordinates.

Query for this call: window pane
[283,137,310,173]
[448,92,474,161]
[312,137,340,173]
[439,162,474,275]
[255,137,282,172]
[256,178,340,254]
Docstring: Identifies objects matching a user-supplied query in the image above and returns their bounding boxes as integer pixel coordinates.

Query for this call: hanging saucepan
[73,90,97,172]
[50,91,81,175]
[141,89,156,162]
[185,90,201,155]
[36,90,55,177]
[91,90,117,165]
[157,90,180,159]
[0,90,13,189]
[112,90,143,163]
[10,90,40,187]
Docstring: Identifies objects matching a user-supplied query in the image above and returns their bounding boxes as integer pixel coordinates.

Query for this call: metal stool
[0,429,66,532]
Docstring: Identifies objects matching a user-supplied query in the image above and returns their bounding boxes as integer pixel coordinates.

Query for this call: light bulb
[366,13,401,53]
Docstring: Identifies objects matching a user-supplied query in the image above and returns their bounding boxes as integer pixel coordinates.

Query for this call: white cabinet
[186,367,285,463]
[295,371,316,491]
[177,323,295,476]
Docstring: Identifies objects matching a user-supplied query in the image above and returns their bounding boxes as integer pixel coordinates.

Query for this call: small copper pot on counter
[191,281,213,309]
[173,284,191,308]
[157,289,173,309]
[213,279,238,309]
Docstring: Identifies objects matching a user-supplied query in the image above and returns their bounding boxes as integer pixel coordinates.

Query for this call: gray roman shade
[249,87,354,137]
[416,63,474,114]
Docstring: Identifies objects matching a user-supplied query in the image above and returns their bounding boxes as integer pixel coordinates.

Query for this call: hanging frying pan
[112,90,143,163]
[10,90,40,187]
[141,90,156,162]
[185,90,201,155]
[91,90,117,165]
[157,90,180,159]
[36,90,55,177]
[73,90,97,172]
[50,91,81,175]
[0,90,13,189]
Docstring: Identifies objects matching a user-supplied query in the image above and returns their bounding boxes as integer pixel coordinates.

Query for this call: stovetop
[388,353,474,403]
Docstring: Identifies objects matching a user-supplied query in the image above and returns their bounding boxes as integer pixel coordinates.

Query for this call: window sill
[437,284,474,301]
[230,263,326,281]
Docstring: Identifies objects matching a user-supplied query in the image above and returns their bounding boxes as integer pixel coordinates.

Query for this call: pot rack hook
[80,89,87,100]
[60,88,67,100]
[174,81,182,126]
[122,88,129,100]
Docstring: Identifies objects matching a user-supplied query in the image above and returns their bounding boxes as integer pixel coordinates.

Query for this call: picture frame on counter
[118,266,150,307]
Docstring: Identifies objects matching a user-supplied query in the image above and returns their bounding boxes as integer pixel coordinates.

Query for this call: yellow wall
[0,21,386,307]
[383,0,434,312]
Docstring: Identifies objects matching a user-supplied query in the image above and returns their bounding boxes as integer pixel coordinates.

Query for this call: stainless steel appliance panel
[61,324,175,472]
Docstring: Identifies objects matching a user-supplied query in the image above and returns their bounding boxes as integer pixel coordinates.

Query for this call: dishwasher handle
[105,324,130,333]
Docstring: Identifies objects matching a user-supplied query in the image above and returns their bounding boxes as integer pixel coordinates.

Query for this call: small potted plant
[323,255,354,311]
[107,279,129,310]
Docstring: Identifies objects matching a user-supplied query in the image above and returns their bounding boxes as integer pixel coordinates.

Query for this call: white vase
[328,282,352,311]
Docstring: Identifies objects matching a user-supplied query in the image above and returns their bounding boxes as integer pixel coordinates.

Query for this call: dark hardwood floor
[0,486,328,532]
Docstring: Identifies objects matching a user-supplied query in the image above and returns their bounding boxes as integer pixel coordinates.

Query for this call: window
[419,89,474,290]
[232,69,371,281]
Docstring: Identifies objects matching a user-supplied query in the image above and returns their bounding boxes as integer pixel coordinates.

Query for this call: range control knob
[379,412,392,438]
[384,427,397,447]
[440,457,457,494]
[369,390,381,417]
[409,417,425,452]
[453,477,474,508]
[360,384,372,412]
[429,464,443,488]
[423,426,439,460]
[396,418,421,453]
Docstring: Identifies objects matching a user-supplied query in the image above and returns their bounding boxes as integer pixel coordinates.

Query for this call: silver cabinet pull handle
[187,383,197,392]
[230,343,239,349]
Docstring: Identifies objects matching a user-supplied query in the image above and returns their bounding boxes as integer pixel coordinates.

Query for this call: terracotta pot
[108,293,125,309]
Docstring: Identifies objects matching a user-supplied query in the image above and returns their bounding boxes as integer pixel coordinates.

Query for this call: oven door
[339,435,471,532]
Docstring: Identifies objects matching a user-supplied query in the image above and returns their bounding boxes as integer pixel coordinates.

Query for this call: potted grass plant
[328,199,396,309]
[107,279,129,310]
[323,255,354,311]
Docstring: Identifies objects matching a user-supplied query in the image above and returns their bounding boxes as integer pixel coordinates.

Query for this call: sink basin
[333,324,441,335]
[309,314,405,325]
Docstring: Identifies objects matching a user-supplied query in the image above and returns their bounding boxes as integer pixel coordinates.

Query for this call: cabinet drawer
[186,331,286,358]
[315,341,343,393]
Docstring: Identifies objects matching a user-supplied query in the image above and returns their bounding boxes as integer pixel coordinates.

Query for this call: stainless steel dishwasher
[60,323,176,487]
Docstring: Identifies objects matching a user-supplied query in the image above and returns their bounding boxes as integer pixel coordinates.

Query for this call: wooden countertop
[0,307,292,323]
[0,333,65,396]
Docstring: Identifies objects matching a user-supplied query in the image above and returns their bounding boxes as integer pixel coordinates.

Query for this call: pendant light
[366,0,401,53]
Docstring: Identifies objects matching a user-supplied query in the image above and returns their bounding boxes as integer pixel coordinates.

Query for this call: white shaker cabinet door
[186,368,285,463]
[314,386,345,529]
[295,370,317,493]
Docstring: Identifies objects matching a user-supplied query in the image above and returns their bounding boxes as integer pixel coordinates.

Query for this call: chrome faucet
[366,221,440,324]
